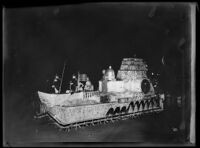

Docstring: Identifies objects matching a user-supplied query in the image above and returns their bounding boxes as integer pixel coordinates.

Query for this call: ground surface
[4,90,187,147]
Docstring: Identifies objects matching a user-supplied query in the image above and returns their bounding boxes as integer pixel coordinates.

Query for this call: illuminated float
[36,57,165,131]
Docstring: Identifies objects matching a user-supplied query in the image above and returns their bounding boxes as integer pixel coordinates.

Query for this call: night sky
[3,2,192,144]
[4,3,191,94]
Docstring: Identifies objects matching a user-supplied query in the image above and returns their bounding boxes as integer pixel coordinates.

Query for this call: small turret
[104,66,116,81]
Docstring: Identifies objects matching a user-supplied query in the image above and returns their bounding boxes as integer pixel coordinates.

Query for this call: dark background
[3,2,192,145]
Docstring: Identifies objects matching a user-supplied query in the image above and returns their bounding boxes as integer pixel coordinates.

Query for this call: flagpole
[59,61,66,93]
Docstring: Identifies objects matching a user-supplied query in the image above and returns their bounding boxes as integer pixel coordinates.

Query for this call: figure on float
[69,73,94,93]
[84,77,94,91]
[51,74,60,94]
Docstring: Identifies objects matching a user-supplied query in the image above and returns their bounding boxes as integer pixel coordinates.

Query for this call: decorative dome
[105,66,115,81]
[86,79,91,86]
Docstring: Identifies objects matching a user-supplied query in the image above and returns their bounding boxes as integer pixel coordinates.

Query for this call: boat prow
[38,91,70,107]
[37,91,87,107]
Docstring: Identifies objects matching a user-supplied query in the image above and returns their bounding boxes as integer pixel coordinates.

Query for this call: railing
[83,91,100,99]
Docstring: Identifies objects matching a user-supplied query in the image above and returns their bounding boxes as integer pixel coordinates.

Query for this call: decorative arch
[127,101,135,113]
[114,107,121,114]
[135,101,141,110]
[121,106,127,113]
[106,108,114,116]
[149,98,155,109]
[139,100,146,110]
[145,99,151,109]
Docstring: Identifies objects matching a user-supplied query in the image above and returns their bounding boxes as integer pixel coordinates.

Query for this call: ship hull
[38,94,164,127]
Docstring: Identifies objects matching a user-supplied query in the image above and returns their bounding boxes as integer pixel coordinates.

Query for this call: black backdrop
[3,3,192,144]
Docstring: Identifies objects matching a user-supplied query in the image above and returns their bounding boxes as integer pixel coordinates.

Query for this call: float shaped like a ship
[36,57,165,130]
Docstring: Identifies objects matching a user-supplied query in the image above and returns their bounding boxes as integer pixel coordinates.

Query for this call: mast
[59,61,66,93]
[77,71,80,91]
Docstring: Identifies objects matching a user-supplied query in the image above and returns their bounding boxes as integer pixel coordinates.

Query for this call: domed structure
[104,66,115,81]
